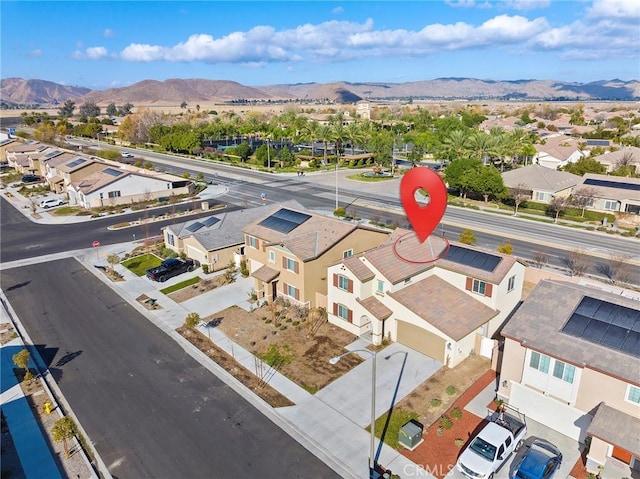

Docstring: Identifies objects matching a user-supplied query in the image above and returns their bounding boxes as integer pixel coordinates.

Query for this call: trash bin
[398,419,423,449]
[201,201,209,211]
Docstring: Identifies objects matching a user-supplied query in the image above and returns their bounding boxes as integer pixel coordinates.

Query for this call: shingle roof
[388,276,498,341]
[357,296,393,321]
[588,403,640,455]
[73,167,131,194]
[244,204,377,262]
[501,280,640,384]
[502,164,581,192]
[577,173,640,202]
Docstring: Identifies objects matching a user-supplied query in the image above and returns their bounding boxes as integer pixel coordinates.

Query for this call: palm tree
[442,129,470,161]
[345,122,364,155]
[317,124,333,165]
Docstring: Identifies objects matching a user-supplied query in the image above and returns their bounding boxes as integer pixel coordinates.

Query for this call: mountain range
[2,77,639,107]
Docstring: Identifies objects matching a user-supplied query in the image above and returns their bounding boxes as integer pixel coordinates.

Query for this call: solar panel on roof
[562,297,640,357]
[186,222,204,233]
[258,208,311,233]
[201,216,220,227]
[584,178,640,191]
[66,158,86,168]
[586,140,610,146]
[45,150,61,158]
[442,245,502,272]
[103,167,122,176]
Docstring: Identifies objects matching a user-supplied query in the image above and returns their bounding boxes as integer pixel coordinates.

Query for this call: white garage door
[510,382,592,441]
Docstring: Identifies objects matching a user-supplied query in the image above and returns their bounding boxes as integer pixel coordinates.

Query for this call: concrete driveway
[317,342,443,428]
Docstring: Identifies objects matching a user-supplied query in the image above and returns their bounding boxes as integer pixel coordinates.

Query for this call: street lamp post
[335,162,339,210]
[330,349,377,477]
[266,138,270,173]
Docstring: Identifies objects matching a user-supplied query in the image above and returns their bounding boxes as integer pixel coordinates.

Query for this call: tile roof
[388,276,498,341]
[165,206,282,252]
[502,164,581,192]
[362,229,517,285]
[577,173,640,202]
[343,256,375,282]
[252,265,280,283]
[357,296,393,321]
[244,203,377,261]
[588,403,640,455]
[501,280,640,384]
[73,167,131,194]
[594,146,640,169]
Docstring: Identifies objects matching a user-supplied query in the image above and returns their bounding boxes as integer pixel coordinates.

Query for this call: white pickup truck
[455,406,527,479]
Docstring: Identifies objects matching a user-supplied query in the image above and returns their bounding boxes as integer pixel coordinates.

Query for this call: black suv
[22,174,41,183]
[146,258,195,282]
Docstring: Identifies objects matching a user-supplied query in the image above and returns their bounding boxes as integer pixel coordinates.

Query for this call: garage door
[510,382,592,441]
[397,320,445,361]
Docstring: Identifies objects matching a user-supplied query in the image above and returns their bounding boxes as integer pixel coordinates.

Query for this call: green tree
[185,312,201,328]
[235,142,252,162]
[277,146,294,167]
[118,102,134,115]
[469,166,507,204]
[12,348,32,381]
[444,157,482,198]
[34,122,57,143]
[459,229,477,245]
[58,100,76,118]
[51,417,78,457]
[106,103,118,117]
[561,156,607,176]
[78,102,100,118]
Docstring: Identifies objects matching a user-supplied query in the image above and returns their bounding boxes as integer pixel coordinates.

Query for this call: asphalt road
[1,258,340,479]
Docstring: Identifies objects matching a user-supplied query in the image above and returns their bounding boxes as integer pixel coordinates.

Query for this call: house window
[284,257,298,273]
[343,249,353,259]
[507,275,516,292]
[337,304,352,322]
[603,200,619,211]
[553,360,575,384]
[529,351,550,374]
[376,280,385,293]
[337,275,350,291]
[108,190,121,198]
[535,191,551,202]
[268,251,275,263]
[284,283,298,299]
[248,236,258,249]
[167,234,175,246]
[472,279,486,295]
[626,385,640,404]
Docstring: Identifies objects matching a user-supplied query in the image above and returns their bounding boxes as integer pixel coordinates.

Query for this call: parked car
[40,198,65,209]
[146,258,195,282]
[456,406,527,479]
[22,174,41,183]
[511,439,562,479]
[121,151,135,158]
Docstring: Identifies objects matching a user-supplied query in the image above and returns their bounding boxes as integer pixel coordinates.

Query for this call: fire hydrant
[44,402,51,414]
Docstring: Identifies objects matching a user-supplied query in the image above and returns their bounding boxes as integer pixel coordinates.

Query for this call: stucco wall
[575,368,640,417]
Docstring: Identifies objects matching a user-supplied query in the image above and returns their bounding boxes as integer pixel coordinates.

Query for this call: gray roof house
[498,280,640,474]
[576,173,640,215]
[502,164,581,203]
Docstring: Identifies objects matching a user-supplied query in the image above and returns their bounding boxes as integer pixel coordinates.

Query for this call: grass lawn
[346,173,396,182]
[52,206,84,216]
[160,276,201,294]
[371,408,420,450]
[121,254,162,276]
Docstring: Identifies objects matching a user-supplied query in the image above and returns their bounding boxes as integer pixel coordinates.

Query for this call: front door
[271,280,278,301]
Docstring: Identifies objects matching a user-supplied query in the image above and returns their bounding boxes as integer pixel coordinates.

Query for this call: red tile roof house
[326,229,525,368]
[498,280,640,476]
[243,205,391,309]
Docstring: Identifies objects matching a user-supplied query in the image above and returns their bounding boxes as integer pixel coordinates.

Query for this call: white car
[121,152,135,158]
[40,198,65,209]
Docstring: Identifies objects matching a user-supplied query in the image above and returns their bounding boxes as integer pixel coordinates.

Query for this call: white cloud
[587,0,640,19]
[501,0,551,11]
[71,46,109,60]
[445,0,476,7]
[103,28,115,38]
[27,49,42,57]
[332,6,344,15]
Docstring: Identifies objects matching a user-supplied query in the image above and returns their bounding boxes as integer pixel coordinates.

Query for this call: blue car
[511,439,562,479]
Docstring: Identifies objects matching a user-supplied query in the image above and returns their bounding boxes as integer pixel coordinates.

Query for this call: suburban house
[27,147,66,177]
[243,205,390,309]
[162,205,286,272]
[5,142,50,174]
[498,280,640,475]
[0,135,19,160]
[533,135,588,169]
[326,229,525,367]
[502,164,581,204]
[575,173,640,215]
[593,146,640,175]
[67,166,194,208]
[43,153,106,194]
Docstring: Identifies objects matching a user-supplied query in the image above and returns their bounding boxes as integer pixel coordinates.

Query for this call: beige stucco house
[575,173,640,215]
[243,205,390,309]
[326,229,525,367]
[502,164,581,203]
[499,280,640,475]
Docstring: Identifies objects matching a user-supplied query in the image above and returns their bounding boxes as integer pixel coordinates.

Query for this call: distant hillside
[2,77,639,106]
[0,78,90,105]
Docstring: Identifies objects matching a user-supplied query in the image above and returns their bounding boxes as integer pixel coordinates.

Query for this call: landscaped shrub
[454,438,464,447]
[446,385,457,396]
[439,416,453,430]
[201,264,209,274]
[450,407,463,420]
[430,398,442,407]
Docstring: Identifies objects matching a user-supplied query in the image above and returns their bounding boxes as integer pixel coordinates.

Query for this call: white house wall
[521,349,582,405]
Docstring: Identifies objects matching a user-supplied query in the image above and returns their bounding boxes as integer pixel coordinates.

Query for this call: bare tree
[604,252,635,285]
[531,250,550,269]
[307,307,327,338]
[565,249,593,277]
[571,186,598,217]
[509,183,530,215]
[549,196,569,223]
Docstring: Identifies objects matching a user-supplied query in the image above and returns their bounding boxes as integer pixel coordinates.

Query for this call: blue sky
[2,0,638,90]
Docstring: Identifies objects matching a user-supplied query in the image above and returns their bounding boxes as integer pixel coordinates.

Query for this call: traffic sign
[93,241,100,248]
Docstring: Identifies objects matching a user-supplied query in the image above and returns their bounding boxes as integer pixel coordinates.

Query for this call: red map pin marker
[400,167,447,243]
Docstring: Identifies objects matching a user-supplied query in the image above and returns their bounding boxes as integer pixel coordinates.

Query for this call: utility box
[398,420,423,449]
